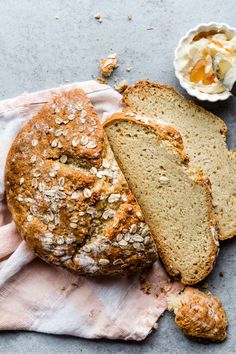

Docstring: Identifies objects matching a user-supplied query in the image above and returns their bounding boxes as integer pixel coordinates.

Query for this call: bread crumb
[153,322,158,329]
[61,286,66,291]
[147,27,154,30]
[96,77,108,84]
[201,282,208,289]
[128,13,133,21]
[55,16,59,20]
[126,67,132,72]
[99,54,118,77]
[71,282,78,287]
[115,80,128,93]
[89,309,95,317]
[95,13,102,22]
[219,271,224,277]
[139,273,151,294]
[160,287,165,293]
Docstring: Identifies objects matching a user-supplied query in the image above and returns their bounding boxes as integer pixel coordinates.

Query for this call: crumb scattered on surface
[61,286,66,291]
[55,16,59,20]
[139,273,151,294]
[210,283,216,289]
[219,271,224,277]
[115,80,128,93]
[99,53,118,77]
[71,283,78,287]
[126,67,132,72]
[147,27,154,30]
[95,13,102,22]
[128,13,133,21]
[201,282,208,289]
[89,309,95,317]
[96,77,108,84]
[153,322,159,329]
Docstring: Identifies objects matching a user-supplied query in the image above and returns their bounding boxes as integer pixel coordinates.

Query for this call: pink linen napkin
[0,80,182,340]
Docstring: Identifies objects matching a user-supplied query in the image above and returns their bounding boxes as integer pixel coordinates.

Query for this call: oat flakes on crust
[5,89,158,276]
[168,287,228,342]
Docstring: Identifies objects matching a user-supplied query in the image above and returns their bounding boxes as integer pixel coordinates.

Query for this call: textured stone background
[0,0,236,353]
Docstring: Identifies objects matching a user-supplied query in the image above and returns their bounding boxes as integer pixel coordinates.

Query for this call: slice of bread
[123,81,236,240]
[104,112,219,284]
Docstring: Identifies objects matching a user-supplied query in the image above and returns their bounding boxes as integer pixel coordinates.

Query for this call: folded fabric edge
[0,222,22,259]
[0,81,115,114]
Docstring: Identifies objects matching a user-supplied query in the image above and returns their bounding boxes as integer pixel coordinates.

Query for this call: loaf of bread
[104,112,218,284]
[168,287,228,342]
[123,81,236,240]
[5,89,158,276]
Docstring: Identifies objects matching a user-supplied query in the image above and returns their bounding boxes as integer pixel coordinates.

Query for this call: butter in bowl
[174,23,236,101]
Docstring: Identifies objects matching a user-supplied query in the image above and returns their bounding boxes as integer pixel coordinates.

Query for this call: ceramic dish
[174,22,236,101]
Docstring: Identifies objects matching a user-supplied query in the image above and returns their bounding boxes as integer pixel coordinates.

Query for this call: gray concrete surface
[0,0,236,353]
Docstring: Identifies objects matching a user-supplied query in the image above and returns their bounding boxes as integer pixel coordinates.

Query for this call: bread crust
[123,80,227,135]
[105,111,189,163]
[5,89,158,276]
[168,287,228,342]
[105,112,219,284]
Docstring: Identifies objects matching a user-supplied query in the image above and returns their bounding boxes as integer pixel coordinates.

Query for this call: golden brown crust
[5,89,158,276]
[105,111,189,163]
[168,287,228,342]
[104,112,219,284]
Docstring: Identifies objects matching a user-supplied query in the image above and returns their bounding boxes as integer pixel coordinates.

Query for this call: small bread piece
[104,112,219,284]
[99,54,118,77]
[5,89,158,276]
[168,287,228,342]
[115,80,128,93]
[123,81,236,240]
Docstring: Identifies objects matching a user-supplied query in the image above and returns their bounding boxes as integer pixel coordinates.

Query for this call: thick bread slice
[123,81,236,240]
[104,112,219,284]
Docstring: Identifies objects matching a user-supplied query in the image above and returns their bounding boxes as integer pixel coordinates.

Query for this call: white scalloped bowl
[174,22,236,101]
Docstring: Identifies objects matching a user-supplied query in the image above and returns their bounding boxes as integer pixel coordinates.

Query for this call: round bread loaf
[5,89,157,276]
